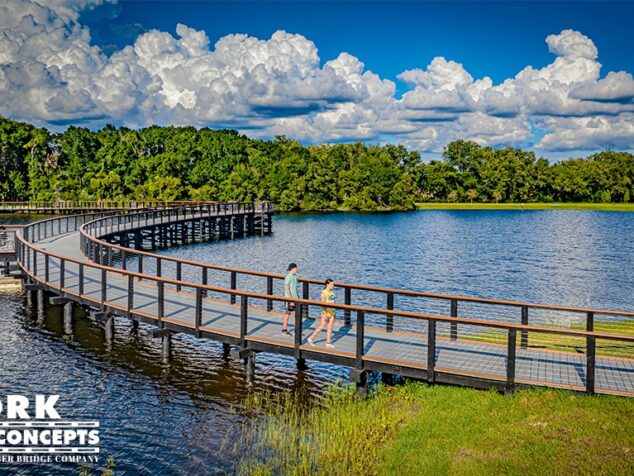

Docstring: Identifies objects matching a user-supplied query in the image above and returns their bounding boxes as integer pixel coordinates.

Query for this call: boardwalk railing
[13,206,634,395]
[0,226,22,251]
[0,200,239,214]
[0,226,22,274]
[79,205,634,356]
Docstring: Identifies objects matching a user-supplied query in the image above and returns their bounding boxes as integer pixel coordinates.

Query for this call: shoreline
[238,382,634,475]
[415,202,634,212]
[280,202,634,214]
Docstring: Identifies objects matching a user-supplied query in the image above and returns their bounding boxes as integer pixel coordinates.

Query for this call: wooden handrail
[16,217,634,344]
[80,208,634,319]
[0,200,206,205]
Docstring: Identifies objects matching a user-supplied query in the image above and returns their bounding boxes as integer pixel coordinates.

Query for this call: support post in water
[104,315,114,341]
[245,350,256,382]
[37,289,45,320]
[162,332,171,359]
[63,301,73,335]
[26,286,33,307]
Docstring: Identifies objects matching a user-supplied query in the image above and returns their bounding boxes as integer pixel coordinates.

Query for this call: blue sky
[85,1,634,89]
[3,0,634,158]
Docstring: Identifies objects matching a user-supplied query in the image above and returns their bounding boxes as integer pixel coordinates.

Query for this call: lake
[1,209,632,474]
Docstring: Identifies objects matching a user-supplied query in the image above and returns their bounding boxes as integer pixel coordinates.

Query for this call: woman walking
[281,263,298,336]
[307,279,337,348]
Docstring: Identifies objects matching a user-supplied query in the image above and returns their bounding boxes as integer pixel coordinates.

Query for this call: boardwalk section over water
[0,225,24,276]
[12,203,634,396]
[0,200,219,215]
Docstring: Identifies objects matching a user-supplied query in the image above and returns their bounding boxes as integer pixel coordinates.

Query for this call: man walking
[282,263,298,336]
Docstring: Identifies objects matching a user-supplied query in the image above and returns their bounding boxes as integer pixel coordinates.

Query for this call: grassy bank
[238,383,634,476]
[456,319,634,359]
[415,202,634,211]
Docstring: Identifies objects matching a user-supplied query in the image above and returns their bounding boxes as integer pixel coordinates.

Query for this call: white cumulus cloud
[0,0,633,155]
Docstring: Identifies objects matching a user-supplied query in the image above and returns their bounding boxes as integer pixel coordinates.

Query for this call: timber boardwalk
[8,202,634,396]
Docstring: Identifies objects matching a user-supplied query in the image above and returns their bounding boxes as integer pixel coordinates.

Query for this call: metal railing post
[127,274,134,313]
[230,271,237,304]
[344,287,351,325]
[427,319,436,382]
[240,295,248,348]
[195,287,203,337]
[266,277,273,311]
[101,268,107,308]
[506,329,517,392]
[157,281,164,324]
[59,260,65,289]
[294,301,302,359]
[302,282,309,319]
[521,305,529,349]
[356,310,365,369]
[79,263,84,296]
[202,267,208,297]
[586,312,595,394]
[450,299,458,340]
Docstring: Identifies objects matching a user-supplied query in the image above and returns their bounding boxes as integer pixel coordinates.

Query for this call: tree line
[1,116,632,210]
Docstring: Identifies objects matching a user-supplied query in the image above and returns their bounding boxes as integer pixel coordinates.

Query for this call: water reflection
[1,209,633,473]
[154,210,634,330]
[0,289,342,474]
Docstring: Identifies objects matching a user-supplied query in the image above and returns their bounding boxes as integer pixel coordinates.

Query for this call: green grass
[238,383,634,476]
[456,319,634,359]
[238,385,418,475]
[415,202,634,211]
[381,385,634,476]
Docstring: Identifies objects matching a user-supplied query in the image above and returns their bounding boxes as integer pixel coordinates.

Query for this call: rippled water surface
[1,210,633,474]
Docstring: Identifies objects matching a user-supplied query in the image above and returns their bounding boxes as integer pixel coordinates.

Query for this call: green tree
[0,116,633,211]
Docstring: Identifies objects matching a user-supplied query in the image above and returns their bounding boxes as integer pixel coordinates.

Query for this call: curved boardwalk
[12,203,634,397]
[0,200,193,214]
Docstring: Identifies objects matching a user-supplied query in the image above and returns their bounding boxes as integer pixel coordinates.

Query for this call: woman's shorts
[284,302,296,312]
[321,309,335,319]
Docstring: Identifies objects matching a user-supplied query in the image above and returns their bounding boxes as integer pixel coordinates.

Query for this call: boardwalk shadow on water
[5,206,634,473]
[0,289,345,474]
[14,207,634,399]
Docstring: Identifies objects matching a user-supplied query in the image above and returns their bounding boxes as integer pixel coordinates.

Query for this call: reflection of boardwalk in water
[0,227,19,277]
[12,203,634,397]
[0,230,15,251]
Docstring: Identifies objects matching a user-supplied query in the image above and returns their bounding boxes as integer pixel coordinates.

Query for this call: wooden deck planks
[32,230,634,396]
